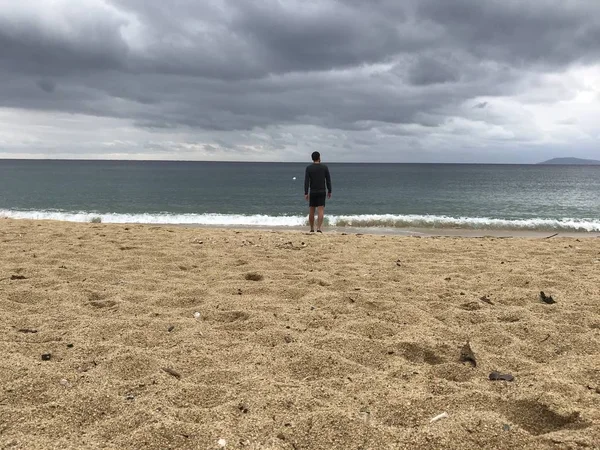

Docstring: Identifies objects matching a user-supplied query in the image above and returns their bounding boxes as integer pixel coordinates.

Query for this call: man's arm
[325,166,332,197]
[304,166,310,198]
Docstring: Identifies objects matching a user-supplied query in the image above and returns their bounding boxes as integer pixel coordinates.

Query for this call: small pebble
[193,312,201,319]
[489,371,514,382]
[218,438,227,447]
[41,353,52,361]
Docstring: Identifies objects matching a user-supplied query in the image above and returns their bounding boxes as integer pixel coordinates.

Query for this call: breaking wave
[1,210,599,232]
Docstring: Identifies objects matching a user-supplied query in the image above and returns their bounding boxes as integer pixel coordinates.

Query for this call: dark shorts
[309,192,326,207]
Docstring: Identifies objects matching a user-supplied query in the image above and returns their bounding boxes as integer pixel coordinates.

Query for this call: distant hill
[538,157,600,165]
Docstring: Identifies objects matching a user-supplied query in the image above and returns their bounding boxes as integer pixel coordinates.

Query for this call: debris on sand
[460,341,477,367]
[17,328,38,333]
[245,272,263,281]
[429,412,449,423]
[479,295,494,305]
[10,275,27,280]
[540,291,556,304]
[489,371,514,382]
[41,353,52,361]
[161,367,182,379]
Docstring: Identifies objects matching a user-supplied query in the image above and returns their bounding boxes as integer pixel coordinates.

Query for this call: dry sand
[0,218,599,450]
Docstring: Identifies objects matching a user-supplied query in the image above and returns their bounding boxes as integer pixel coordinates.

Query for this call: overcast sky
[1,0,599,163]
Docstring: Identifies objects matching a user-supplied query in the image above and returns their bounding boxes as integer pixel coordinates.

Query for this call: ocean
[0,160,599,232]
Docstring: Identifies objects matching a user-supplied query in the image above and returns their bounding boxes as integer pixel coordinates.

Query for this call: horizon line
[0,157,561,165]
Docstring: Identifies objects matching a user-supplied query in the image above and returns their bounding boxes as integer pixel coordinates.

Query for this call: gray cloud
[0,0,599,162]
[407,56,460,86]
[37,79,56,93]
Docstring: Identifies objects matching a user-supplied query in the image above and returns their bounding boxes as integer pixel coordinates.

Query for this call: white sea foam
[0,210,307,226]
[330,214,600,232]
[1,209,599,231]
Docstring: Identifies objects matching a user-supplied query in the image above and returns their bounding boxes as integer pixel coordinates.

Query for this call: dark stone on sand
[67,343,74,348]
[168,326,175,332]
[41,353,52,361]
[245,272,263,281]
[489,371,514,382]
[10,275,27,280]
[460,342,477,367]
[540,291,556,304]
[238,403,249,414]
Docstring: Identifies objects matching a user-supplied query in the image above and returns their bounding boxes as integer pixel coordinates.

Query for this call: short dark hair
[311,151,320,162]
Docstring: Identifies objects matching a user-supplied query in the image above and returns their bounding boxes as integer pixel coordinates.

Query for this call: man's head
[311,151,321,162]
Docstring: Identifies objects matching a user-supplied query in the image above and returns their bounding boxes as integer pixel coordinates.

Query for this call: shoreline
[179,223,600,238]
[3,217,600,238]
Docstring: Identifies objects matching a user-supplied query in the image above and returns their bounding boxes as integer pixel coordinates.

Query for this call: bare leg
[309,206,316,231]
[317,206,325,231]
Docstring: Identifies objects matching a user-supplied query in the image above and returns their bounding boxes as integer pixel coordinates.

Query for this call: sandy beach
[1,218,599,450]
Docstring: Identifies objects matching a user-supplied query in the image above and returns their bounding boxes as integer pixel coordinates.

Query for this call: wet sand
[1,218,599,449]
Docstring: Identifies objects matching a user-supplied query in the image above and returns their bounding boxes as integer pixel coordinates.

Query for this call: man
[304,151,332,233]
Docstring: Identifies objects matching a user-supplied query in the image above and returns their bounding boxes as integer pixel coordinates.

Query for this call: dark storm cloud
[0,8,130,76]
[415,0,600,67]
[0,0,599,140]
[37,79,56,93]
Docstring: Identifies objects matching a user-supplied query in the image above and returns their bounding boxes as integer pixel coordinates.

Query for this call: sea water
[1,160,599,232]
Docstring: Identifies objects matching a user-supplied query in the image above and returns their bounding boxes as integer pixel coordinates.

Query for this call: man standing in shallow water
[304,151,332,233]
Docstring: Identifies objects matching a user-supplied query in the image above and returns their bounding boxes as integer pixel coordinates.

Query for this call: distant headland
[538,157,600,165]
